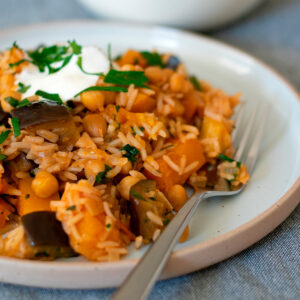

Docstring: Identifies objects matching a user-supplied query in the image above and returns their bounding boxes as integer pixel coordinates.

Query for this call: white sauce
[15,46,110,102]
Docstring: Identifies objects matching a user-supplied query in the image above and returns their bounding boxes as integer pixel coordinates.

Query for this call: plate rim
[0,20,299,289]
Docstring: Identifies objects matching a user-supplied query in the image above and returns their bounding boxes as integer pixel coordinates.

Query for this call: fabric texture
[0,0,299,298]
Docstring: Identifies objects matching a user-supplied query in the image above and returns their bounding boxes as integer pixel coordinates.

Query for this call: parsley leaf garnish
[189,75,202,91]
[115,105,120,112]
[66,205,76,211]
[104,69,149,88]
[17,82,31,93]
[218,153,241,168]
[0,153,7,161]
[5,97,18,107]
[11,117,21,137]
[76,56,105,76]
[35,90,63,105]
[9,59,27,68]
[68,40,82,55]
[140,51,164,67]
[0,130,11,144]
[121,144,140,163]
[16,99,31,108]
[95,164,112,184]
[74,86,127,97]
[107,43,113,69]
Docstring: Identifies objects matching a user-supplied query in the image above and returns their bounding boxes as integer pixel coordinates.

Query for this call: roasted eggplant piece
[21,211,76,259]
[166,55,181,70]
[129,180,173,243]
[0,107,9,125]
[11,100,71,129]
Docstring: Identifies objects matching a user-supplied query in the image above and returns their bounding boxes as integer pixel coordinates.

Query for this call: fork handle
[112,192,208,300]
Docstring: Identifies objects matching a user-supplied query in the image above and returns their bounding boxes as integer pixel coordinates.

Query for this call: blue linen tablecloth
[0,0,299,298]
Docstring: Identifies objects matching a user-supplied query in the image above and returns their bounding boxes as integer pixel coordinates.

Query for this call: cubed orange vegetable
[130,93,156,113]
[0,198,14,229]
[117,50,147,68]
[200,116,232,153]
[181,90,204,122]
[144,138,206,191]
[17,178,59,216]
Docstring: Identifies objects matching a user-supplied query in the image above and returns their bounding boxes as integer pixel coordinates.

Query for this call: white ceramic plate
[0,21,299,289]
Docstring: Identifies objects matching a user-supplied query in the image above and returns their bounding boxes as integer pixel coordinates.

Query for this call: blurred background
[0,0,299,299]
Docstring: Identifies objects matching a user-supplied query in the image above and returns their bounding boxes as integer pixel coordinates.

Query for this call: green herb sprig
[95,164,112,184]
[0,130,11,144]
[35,90,64,105]
[140,51,164,67]
[189,75,202,91]
[218,153,241,168]
[121,144,140,163]
[11,117,21,137]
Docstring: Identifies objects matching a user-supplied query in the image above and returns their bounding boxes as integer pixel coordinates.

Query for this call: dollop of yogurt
[16,46,110,102]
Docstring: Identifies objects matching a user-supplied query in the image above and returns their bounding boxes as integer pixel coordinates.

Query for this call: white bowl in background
[78,0,265,30]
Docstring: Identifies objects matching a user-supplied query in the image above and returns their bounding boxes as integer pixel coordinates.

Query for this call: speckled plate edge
[0,20,299,289]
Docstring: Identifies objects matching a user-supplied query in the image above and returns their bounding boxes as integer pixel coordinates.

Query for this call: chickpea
[179,226,189,243]
[102,91,117,105]
[84,159,105,178]
[117,176,142,200]
[82,114,107,137]
[145,66,167,84]
[121,160,132,175]
[81,91,104,112]
[167,184,188,211]
[170,73,185,92]
[32,171,59,198]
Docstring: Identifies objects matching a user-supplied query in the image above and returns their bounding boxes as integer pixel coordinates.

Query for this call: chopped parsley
[0,153,7,161]
[115,105,120,112]
[68,40,82,55]
[17,82,31,93]
[27,44,70,73]
[121,144,140,163]
[218,153,241,168]
[11,117,21,137]
[25,194,30,199]
[66,205,76,211]
[107,43,113,69]
[16,99,31,108]
[5,96,18,108]
[0,130,11,144]
[116,122,121,130]
[76,56,104,76]
[10,40,82,74]
[95,164,112,184]
[163,218,170,226]
[130,189,145,201]
[189,75,202,91]
[139,126,145,132]
[104,69,149,88]
[105,223,112,229]
[130,126,136,136]
[74,85,127,98]
[9,59,27,68]
[140,51,164,68]
[35,90,64,105]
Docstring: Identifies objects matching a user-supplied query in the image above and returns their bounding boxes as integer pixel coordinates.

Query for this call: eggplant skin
[11,100,71,129]
[21,211,70,247]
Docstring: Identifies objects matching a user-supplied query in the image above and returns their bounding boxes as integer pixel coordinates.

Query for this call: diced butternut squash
[200,116,232,153]
[182,90,204,122]
[17,178,59,216]
[130,93,156,113]
[116,50,147,68]
[144,139,206,191]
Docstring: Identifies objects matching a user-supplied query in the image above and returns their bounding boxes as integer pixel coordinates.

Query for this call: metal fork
[112,102,269,300]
